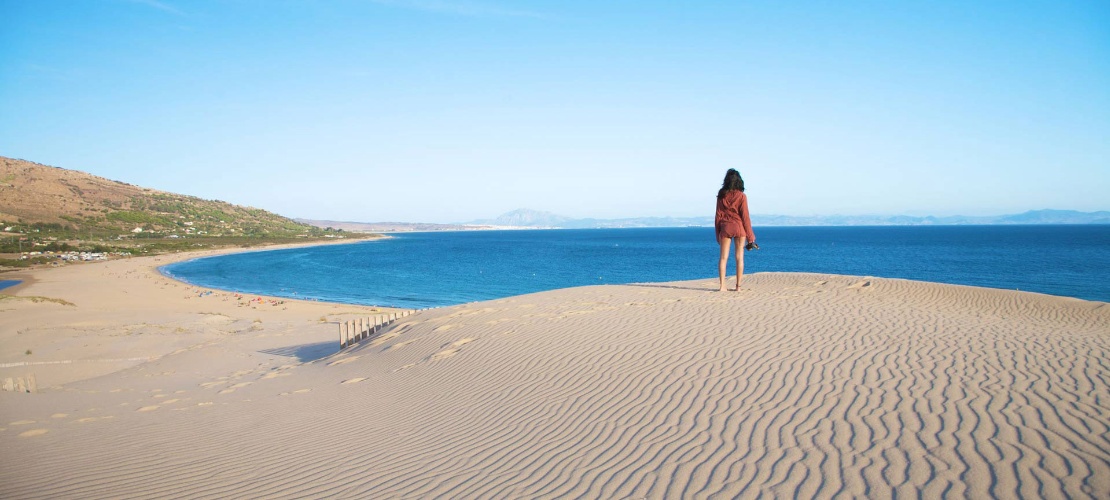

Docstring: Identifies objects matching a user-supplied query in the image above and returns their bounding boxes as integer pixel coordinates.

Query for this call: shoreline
[0,236,399,389]
[152,234,381,269]
[153,235,396,307]
[0,273,35,296]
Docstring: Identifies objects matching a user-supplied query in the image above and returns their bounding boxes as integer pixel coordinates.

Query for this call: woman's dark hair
[717,168,745,198]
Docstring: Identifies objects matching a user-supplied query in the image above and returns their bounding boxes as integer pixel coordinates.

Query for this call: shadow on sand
[624,283,713,292]
[259,342,337,362]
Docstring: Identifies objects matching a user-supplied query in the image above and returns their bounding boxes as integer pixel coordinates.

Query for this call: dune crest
[2,268,1108,498]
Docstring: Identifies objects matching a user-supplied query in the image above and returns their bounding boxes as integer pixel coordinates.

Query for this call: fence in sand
[1,374,36,393]
[338,310,422,349]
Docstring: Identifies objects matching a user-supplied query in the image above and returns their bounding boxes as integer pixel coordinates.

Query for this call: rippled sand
[2,257,1108,498]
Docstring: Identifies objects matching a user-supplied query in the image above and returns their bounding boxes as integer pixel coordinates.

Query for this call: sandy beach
[1,247,1108,498]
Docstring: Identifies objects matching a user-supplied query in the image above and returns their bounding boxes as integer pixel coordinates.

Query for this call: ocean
[161,225,1110,308]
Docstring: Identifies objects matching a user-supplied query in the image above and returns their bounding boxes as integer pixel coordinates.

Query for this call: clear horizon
[2,1,1107,223]
[300,207,1107,225]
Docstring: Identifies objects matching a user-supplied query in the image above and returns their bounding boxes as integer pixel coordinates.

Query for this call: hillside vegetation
[0,156,362,260]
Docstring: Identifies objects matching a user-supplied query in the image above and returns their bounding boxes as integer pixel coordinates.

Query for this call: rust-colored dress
[715,190,755,242]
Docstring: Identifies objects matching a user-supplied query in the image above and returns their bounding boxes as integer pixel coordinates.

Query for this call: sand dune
[2,257,1108,498]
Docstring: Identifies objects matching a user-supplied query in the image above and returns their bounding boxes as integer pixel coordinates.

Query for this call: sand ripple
[1,273,1107,498]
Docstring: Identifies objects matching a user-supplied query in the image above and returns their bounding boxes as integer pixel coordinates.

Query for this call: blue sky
[2,0,1107,222]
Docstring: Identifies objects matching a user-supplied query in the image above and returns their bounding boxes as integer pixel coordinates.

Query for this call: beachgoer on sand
[715,168,756,292]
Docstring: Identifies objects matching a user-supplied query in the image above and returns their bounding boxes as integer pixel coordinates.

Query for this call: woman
[715,168,755,291]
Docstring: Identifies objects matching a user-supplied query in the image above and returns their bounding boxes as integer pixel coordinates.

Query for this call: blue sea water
[161,225,1110,308]
[0,280,21,291]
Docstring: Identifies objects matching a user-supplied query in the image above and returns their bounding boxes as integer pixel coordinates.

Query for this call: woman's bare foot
[718,286,727,292]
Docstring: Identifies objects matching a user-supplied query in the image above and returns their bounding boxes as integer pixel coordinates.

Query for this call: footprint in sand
[51,414,68,419]
[200,381,228,389]
[383,340,416,352]
[848,279,873,289]
[393,363,417,372]
[9,420,35,426]
[328,356,360,366]
[197,402,214,406]
[367,332,400,347]
[260,372,290,380]
[429,349,459,361]
[73,417,112,423]
[485,318,516,326]
[228,382,252,389]
[137,406,160,412]
[341,377,366,384]
[19,429,48,437]
[280,389,312,396]
[445,338,474,348]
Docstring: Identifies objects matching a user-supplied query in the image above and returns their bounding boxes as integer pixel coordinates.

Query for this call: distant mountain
[560,216,713,229]
[470,209,573,228]
[996,209,1110,225]
[754,210,1110,226]
[463,208,1110,229]
[295,219,486,233]
[468,209,711,229]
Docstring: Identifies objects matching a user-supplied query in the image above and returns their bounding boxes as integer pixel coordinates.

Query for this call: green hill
[0,156,362,259]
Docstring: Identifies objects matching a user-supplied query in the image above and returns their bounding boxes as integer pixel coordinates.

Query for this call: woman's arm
[740,194,755,243]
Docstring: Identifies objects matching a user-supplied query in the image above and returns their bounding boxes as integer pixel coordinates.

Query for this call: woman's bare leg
[718,236,732,291]
[735,237,746,290]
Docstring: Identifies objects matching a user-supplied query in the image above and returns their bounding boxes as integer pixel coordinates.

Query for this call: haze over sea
[162,225,1109,308]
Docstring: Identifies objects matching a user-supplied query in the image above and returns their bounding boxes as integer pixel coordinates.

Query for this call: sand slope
[2,271,1108,498]
[0,244,386,388]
